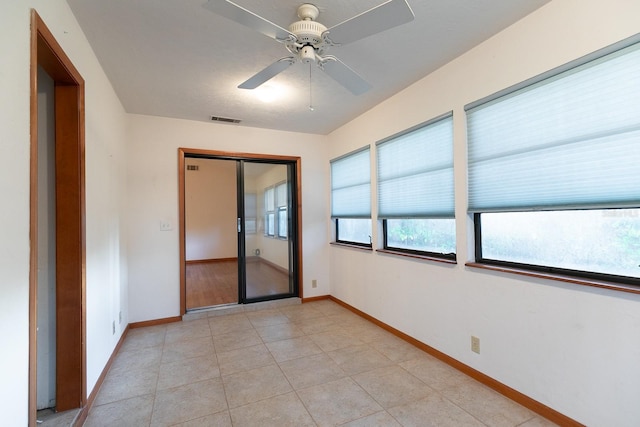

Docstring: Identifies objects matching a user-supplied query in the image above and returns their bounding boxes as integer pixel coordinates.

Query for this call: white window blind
[276,181,288,207]
[377,113,454,218]
[331,147,371,218]
[467,39,640,213]
[265,187,275,212]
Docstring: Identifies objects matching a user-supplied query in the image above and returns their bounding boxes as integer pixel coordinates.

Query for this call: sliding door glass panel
[242,162,293,300]
[184,158,238,309]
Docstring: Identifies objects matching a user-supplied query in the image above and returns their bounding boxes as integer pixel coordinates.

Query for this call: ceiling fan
[203,0,415,95]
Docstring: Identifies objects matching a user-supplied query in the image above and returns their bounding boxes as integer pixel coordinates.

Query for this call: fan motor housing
[289,20,327,45]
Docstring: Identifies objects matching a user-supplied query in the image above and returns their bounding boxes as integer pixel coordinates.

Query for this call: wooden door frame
[29,10,86,425]
[178,148,303,315]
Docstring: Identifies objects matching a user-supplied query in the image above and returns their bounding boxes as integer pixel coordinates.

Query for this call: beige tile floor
[84,300,558,426]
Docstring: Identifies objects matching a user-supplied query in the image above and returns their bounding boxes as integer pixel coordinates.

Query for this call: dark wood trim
[466,262,640,295]
[301,295,330,303]
[295,156,303,300]
[376,249,458,265]
[329,295,584,427]
[185,257,238,265]
[178,149,186,315]
[33,14,82,83]
[179,148,300,162]
[30,9,86,424]
[178,148,303,314]
[330,241,374,251]
[73,324,130,426]
[129,316,182,329]
[54,84,85,412]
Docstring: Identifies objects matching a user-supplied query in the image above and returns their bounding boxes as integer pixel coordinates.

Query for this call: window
[377,113,455,259]
[477,209,640,282]
[244,193,257,234]
[264,186,275,237]
[278,207,287,238]
[331,147,372,247]
[467,38,640,286]
[264,181,288,238]
[276,181,288,239]
[336,218,372,245]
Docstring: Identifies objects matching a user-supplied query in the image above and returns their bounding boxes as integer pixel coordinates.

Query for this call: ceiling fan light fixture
[255,85,279,103]
[300,45,316,63]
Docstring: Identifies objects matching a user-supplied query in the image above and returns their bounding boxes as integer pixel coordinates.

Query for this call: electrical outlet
[112,321,116,335]
[160,220,172,231]
[312,279,317,288]
[471,336,480,354]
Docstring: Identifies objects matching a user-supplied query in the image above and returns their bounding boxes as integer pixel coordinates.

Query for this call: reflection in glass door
[241,162,296,301]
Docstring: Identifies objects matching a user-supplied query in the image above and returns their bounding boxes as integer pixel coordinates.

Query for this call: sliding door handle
[237,218,242,233]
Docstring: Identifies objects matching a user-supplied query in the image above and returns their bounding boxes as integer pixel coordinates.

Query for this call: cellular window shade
[276,182,287,207]
[377,114,454,218]
[331,147,371,218]
[467,41,640,213]
[265,187,275,211]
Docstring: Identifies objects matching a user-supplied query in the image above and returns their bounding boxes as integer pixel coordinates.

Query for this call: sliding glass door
[240,161,296,302]
[182,152,298,311]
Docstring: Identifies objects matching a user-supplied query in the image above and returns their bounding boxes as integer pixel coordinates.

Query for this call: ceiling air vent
[210,115,241,124]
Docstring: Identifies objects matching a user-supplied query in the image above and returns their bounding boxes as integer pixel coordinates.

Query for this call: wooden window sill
[377,249,457,265]
[330,242,373,251]
[466,262,640,295]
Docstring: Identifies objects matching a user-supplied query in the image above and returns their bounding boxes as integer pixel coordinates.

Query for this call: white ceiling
[66,0,550,135]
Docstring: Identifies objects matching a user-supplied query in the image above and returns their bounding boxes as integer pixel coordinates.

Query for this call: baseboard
[129,316,182,329]
[73,324,130,426]
[73,315,181,424]
[301,295,330,303]
[328,296,584,427]
[73,297,576,425]
[185,257,237,265]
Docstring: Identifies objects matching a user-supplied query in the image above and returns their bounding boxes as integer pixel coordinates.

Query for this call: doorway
[179,149,302,314]
[184,158,238,308]
[29,10,86,425]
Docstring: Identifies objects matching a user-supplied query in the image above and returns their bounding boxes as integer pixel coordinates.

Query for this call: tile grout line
[91,300,543,426]
[146,324,167,427]
[207,316,233,425]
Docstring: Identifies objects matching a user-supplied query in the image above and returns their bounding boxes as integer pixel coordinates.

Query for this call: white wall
[185,158,237,261]
[0,0,129,423]
[126,114,330,322]
[327,1,640,426]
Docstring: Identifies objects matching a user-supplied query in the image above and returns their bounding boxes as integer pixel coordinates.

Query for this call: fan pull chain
[309,63,313,111]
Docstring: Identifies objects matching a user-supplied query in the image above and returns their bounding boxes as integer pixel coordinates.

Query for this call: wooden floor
[185,259,291,310]
[186,260,238,309]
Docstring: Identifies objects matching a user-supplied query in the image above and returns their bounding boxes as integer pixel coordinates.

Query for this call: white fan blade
[203,0,295,42]
[319,56,372,95]
[238,57,296,89]
[324,0,414,45]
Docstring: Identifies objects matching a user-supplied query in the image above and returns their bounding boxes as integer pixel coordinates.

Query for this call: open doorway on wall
[179,149,302,314]
[30,10,86,426]
[184,158,238,308]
